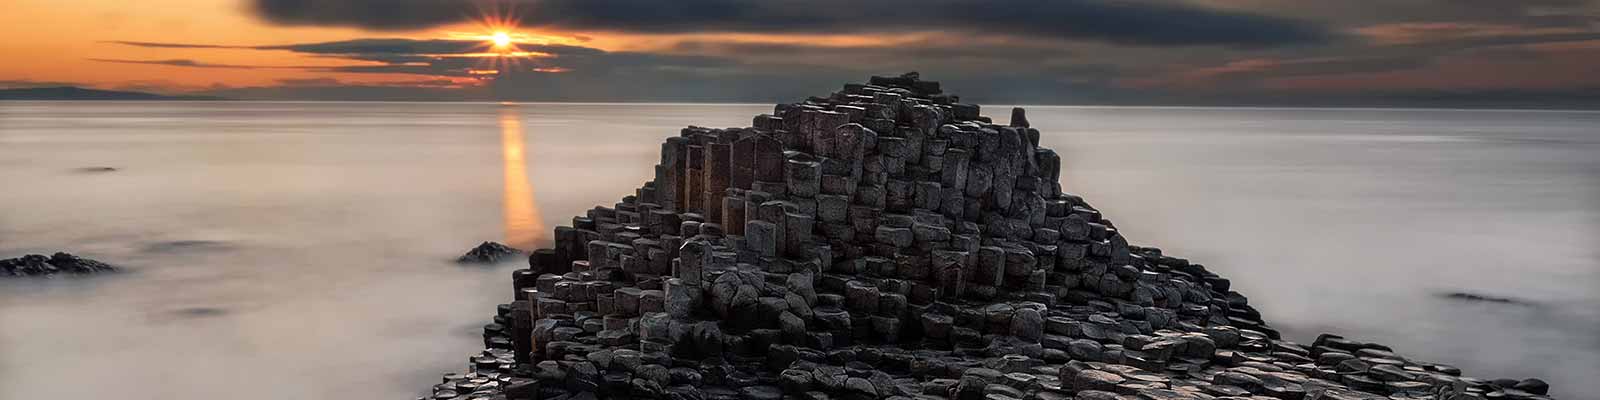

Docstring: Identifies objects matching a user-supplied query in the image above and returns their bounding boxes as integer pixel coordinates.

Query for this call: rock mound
[2,252,118,277]
[459,242,528,264]
[421,73,1555,400]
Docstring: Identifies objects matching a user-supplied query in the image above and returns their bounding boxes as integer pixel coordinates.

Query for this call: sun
[491,31,512,48]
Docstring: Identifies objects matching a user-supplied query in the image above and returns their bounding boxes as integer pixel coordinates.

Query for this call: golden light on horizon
[491,31,512,48]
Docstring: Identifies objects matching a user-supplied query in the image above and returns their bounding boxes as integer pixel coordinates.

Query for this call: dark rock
[457,241,526,264]
[1072,370,1125,392]
[1514,378,1550,395]
[1439,291,1538,307]
[2,252,118,277]
[1009,108,1029,128]
[417,73,1558,400]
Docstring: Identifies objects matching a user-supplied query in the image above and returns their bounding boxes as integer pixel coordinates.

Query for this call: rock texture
[1,252,118,277]
[460,242,528,264]
[420,73,1555,400]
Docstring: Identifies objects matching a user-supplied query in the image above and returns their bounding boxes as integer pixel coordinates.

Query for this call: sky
[3,0,1599,106]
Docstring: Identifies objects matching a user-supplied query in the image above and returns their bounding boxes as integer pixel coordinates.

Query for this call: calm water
[1,102,1597,399]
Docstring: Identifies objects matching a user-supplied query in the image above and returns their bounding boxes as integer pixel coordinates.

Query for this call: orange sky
[4,0,1596,105]
[2,0,476,89]
[0,0,898,91]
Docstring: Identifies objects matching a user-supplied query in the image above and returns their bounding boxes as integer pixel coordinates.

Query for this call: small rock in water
[1439,291,1536,307]
[1,252,119,277]
[457,241,526,264]
[141,239,234,254]
[172,307,230,318]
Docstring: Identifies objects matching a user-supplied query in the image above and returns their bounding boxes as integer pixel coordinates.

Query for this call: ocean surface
[1,101,1597,399]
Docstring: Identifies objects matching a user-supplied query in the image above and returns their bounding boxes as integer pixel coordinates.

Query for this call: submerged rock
[457,241,526,264]
[1,252,118,277]
[1439,291,1537,306]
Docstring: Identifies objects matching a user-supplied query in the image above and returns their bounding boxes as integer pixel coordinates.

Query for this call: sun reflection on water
[500,105,545,249]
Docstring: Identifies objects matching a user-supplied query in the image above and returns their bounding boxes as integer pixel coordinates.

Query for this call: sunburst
[454,2,538,79]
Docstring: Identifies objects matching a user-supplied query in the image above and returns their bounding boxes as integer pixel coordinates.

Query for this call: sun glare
[491,31,512,48]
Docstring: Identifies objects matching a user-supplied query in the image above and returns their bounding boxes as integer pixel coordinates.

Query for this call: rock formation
[460,242,528,264]
[420,73,1554,400]
[1,252,118,277]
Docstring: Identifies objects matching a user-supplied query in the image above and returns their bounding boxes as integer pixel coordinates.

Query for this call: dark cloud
[0,79,81,89]
[669,39,1078,64]
[1193,56,1436,83]
[198,83,486,101]
[249,0,1335,47]
[89,58,284,69]
[276,77,342,86]
[101,2,1600,107]
[106,41,253,49]
[1404,31,1600,50]
[1197,0,1598,27]
[104,38,746,80]
[113,38,602,56]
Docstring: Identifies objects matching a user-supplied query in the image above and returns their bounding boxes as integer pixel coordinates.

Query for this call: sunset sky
[3,0,1599,105]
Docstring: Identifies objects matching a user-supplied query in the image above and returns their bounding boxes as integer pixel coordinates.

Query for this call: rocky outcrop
[419,73,1555,400]
[459,242,528,264]
[1,252,118,277]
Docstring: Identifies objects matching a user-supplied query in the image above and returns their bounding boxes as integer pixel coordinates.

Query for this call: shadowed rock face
[422,73,1556,400]
[1,252,118,277]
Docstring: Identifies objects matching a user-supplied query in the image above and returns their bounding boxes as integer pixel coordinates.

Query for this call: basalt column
[436,73,1555,400]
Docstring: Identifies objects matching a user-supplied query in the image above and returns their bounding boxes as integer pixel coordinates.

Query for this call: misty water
[1,101,1597,399]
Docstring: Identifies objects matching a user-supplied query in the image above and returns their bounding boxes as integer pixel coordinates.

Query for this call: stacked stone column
[422,73,1554,400]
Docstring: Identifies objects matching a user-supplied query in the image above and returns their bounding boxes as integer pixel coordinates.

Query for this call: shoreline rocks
[458,242,527,264]
[1,252,118,277]
[421,73,1556,400]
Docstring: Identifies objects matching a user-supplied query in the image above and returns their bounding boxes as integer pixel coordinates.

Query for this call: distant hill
[0,86,225,100]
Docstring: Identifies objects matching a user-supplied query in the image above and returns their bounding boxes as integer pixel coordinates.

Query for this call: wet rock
[1515,378,1551,395]
[457,241,526,264]
[2,252,118,277]
[1439,291,1537,307]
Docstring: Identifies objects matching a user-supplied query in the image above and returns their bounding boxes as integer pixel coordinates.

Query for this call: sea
[2,101,1597,399]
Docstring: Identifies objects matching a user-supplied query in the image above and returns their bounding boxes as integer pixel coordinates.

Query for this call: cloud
[198,83,486,101]
[0,79,82,89]
[94,2,1600,107]
[89,58,291,69]
[248,0,1335,47]
[276,77,342,87]
[105,41,253,49]
[1194,0,1599,27]
[1356,22,1600,47]
[1138,56,1433,87]
[106,38,741,78]
[668,38,1080,65]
